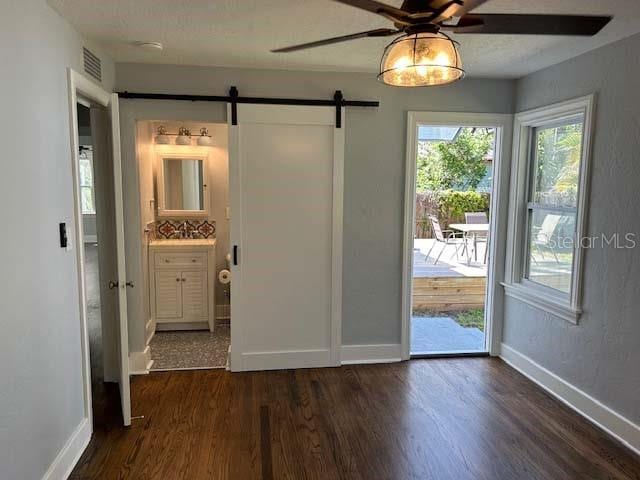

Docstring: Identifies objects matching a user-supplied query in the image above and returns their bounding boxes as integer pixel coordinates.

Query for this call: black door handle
[233,245,238,265]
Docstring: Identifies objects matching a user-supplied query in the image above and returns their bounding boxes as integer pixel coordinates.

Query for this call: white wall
[116,63,516,349]
[0,1,114,479]
[506,33,640,425]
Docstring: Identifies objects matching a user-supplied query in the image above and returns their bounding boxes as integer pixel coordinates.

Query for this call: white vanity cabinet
[149,239,216,332]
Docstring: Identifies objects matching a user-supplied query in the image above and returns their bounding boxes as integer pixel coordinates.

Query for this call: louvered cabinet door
[155,270,182,319]
[180,269,208,321]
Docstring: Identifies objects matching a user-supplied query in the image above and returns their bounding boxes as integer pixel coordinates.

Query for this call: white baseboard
[41,418,91,480]
[237,349,331,372]
[156,321,209,331]
[341,344,402,365]
[129,346,153,375]
[145,317,155,346]
[501,343,640,456]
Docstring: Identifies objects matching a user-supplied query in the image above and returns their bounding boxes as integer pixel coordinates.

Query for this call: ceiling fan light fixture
[378,32,464,87]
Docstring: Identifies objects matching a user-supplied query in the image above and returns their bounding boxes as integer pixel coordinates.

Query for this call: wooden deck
[413,276,486,311]
[412,239,487,311]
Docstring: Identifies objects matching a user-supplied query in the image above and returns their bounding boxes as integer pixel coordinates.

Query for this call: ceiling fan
[271,0,612,87]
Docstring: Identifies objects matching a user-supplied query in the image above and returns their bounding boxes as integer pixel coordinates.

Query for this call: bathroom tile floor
[149,326,230,371]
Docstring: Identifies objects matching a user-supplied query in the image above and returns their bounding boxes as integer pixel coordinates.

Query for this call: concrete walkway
[411,315,485,354]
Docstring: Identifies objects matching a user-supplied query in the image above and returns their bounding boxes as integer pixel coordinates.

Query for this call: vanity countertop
[149,238,216,248]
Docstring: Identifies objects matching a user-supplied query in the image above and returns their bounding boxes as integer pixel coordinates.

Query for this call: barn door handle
[233,245,238,265]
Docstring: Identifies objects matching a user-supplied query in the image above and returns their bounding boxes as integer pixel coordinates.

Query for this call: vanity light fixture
[175,127,191,145]
[197,127,213,146]
[154,125,214,146]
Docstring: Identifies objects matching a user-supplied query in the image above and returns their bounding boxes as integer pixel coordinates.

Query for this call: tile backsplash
[154,219,216,239]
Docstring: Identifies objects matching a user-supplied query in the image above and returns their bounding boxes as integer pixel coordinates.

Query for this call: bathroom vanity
[149,239,216,332]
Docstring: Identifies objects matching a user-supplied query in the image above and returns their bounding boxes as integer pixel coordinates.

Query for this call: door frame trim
[66,68,114,432]
[227,104,344,371]
[401,112,513,360]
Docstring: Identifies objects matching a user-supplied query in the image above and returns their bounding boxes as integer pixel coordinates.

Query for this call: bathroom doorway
[132,120,231,371]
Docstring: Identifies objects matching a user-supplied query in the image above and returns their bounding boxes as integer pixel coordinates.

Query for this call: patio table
[449,223,489,263]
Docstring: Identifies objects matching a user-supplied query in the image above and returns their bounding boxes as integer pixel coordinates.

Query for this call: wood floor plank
[71,359,640,480]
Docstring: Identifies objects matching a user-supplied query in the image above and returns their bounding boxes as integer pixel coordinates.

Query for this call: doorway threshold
[410,351,490,359]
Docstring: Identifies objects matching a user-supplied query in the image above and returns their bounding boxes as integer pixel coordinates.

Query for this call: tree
[416,128,493,192]
[534,123,581,206]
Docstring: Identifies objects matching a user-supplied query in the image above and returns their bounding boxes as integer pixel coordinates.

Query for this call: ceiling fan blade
[443,14,612,36]
[333,0,408,18]
[402,0,488,22]
[449,0,488,17]
[271,28,400,53]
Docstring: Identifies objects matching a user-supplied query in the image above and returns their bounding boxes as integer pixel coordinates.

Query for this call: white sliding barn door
[228,104,343,372]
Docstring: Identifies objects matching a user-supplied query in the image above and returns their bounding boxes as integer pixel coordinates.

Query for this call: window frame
[79,145,96,215]
[503,95,596,324]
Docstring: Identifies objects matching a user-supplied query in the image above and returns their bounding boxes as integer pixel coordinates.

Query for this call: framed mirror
[157,153,209,217]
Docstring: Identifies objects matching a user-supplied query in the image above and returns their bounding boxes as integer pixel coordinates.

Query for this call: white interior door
[228,104,343,372]
[107,94,131,426]
[89,106,117,384]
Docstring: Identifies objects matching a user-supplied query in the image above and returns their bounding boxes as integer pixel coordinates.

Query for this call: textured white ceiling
[49,0,640,78]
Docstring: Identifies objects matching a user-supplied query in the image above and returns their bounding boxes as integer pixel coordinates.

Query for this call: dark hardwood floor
[71,358,640,479]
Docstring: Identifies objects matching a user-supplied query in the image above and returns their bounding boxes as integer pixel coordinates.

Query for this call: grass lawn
[454,309,485,332]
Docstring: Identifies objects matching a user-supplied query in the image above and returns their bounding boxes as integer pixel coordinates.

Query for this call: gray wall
[505,32,640,423]
[116,63,515,346]
[0,1,114,479]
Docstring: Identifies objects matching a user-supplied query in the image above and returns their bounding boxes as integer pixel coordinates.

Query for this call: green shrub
[438,190,490,227]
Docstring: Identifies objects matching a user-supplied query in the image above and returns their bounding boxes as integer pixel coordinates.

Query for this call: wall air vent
[82,47,102,83]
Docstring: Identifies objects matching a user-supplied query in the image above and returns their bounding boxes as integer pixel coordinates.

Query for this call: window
[79,146,96,215]
[504,96,594,323]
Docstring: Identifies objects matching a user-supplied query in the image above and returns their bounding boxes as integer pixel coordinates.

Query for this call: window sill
[501,282,581,324]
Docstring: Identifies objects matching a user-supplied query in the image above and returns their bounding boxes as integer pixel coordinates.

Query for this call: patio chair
[464,212,489,263]
[531,213,562,264]
[425,215,467,265]
[464,212,488,224]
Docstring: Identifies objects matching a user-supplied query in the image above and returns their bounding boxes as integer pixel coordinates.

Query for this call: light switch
[59,222,73,251]
[226,206,231,220]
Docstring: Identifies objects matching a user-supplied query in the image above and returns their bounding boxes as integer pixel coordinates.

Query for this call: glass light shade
[197,127,213,146]
[378,32,464,87]
[175,127,191,145]
[155,125,170,144]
